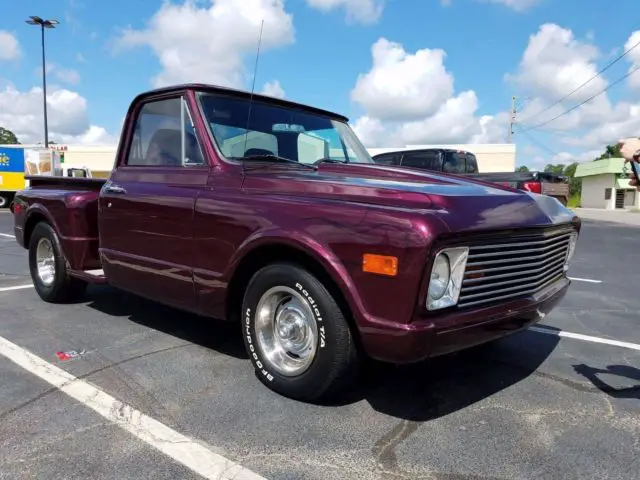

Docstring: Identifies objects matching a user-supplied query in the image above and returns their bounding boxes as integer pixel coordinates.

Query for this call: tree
[594,143,622,160]
[516,165,530,172]
[543,164,566,174]
[0,127,19,144]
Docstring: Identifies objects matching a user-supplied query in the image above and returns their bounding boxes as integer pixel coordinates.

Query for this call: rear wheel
[241,262,359,402]
[28,222,87,303]
[0,194,10,209]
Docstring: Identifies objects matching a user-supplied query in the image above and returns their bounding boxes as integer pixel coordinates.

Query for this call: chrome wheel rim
[254,286,319,377]
[36,237,56,286]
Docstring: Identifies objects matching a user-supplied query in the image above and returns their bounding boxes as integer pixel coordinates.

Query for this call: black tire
[241,262,359,402]
[0,194,10,209]
[28,221,87,303]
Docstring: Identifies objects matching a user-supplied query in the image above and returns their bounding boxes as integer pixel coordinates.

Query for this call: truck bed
[13,176,106,271]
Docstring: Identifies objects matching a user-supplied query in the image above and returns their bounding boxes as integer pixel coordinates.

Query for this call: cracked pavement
[0,210,639,480]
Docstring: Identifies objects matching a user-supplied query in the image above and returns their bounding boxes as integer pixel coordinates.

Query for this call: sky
[0,0,639,169]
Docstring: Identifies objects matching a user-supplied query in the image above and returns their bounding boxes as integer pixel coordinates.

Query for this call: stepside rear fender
[21,190,102,270]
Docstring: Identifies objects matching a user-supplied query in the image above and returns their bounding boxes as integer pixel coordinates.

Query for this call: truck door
[98,95,208,311]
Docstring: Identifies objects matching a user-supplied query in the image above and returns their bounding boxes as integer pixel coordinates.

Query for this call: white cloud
[625,30,640,90]
[504,24,640,167]
[35,63,81,86]
[113,0,295,89]
[0,31,20,61]
[351,38,454,121]
[507,23,606,104]
[0,85,114,145]
[261,80,285,98]
[480,0,542,12]
[306,0,384,24]
[350,38,507,147]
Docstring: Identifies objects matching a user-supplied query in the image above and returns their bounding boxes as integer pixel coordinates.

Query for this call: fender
[21,203,60,248]
[225,228,370,326]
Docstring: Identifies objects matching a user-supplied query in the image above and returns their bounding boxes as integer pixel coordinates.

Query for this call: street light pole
[25,16,59,148]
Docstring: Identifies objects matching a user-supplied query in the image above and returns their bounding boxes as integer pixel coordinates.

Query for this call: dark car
[10,83,581,402]
[373,148,571,205]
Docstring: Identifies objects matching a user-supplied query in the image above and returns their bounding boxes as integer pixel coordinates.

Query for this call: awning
[616,178,636,189]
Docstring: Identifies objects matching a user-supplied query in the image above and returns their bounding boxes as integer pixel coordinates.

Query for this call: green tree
[544,164,565,174]
[594,143,622,160]
[0,127,19,144]
[563,162,581,196]
[516,165,530,172]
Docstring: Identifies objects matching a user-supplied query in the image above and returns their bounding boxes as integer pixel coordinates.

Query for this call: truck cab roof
[130,83,349,123]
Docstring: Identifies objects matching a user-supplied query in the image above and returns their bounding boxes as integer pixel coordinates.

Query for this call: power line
[519,64,640,132]
[514,125,559,157]
[518,35,640,126]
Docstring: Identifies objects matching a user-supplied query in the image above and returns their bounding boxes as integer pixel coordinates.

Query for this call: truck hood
[242,162,578,233]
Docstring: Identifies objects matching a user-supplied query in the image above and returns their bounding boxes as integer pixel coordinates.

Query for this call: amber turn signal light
[362,253,398,277]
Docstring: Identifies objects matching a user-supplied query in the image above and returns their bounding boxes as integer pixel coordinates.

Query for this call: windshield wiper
[239,154,318,171]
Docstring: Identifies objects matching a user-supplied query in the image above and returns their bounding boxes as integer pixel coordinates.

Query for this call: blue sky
[1,0,640,168]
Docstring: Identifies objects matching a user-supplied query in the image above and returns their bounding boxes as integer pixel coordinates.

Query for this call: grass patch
[567,194,581,208]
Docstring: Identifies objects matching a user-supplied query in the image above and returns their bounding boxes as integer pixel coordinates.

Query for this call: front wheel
[241,263,360,402]
[28,222,87,303]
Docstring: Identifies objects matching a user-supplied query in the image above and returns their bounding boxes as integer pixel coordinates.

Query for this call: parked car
[10,83,581,402]
[372,148,571,206]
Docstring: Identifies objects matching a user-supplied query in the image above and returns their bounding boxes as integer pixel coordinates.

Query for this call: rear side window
[126,97,205,167]
[465,154,478,173]
[401,151,441,171]
[443,152,467,174]
[373,153,401,165]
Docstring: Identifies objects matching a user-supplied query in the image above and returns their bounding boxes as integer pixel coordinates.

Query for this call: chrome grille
[457,227,574,308]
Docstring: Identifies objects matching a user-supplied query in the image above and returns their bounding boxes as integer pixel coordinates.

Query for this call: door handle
[104,183,127,194]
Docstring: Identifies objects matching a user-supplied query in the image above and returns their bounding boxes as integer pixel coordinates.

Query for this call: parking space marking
[0,335,266,480]
[0,233,15,238]
[0,284,34,292]
[530,325,640,351]
[568,277,602,284]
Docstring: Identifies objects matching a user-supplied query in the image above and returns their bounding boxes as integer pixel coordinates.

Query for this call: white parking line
[0,232,15,239]
[0,335,266,480]
[0,284,33,292]
[568,277,602,284]
[530,326,640,351]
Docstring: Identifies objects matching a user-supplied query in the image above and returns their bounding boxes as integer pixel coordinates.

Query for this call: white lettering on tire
[295,282,326,348]
[245,307,274,382]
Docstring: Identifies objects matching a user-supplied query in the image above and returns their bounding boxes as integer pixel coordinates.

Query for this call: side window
[443,152,467,174]
[373,153,400,165]
[466,154,478,173]
[401,151,441,171]
[126,97,206,167]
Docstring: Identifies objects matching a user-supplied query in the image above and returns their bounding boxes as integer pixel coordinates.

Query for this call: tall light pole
[25,15,59,148]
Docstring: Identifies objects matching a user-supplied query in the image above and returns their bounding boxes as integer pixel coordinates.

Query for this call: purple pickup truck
[10,83,581,401]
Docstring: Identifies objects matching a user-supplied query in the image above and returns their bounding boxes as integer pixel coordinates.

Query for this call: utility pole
[25,16,59,148]
[507,95,516,143]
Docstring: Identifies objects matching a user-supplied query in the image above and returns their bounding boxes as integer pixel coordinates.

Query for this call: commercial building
[574,157,639,210]
[367,144,516,172]
[19,141,517,177]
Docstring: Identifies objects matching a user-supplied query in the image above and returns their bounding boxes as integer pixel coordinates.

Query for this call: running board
[69,268,108,284]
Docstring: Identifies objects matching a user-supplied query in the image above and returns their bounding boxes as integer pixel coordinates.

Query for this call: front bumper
[359,276,570,364]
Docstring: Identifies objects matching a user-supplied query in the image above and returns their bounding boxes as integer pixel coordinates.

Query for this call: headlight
[426,247,469,311]
[428,255,450,300]
[563,231,578,272]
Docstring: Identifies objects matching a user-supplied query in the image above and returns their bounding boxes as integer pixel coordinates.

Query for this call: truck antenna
[242,19,265,173]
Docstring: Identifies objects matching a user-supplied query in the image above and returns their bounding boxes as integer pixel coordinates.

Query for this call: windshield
[197,92,375,165]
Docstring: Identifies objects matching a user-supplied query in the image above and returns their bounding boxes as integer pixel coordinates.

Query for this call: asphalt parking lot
[1,209,639,480]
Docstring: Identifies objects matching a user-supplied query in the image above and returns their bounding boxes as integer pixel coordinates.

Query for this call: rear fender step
[68,268,108,284]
